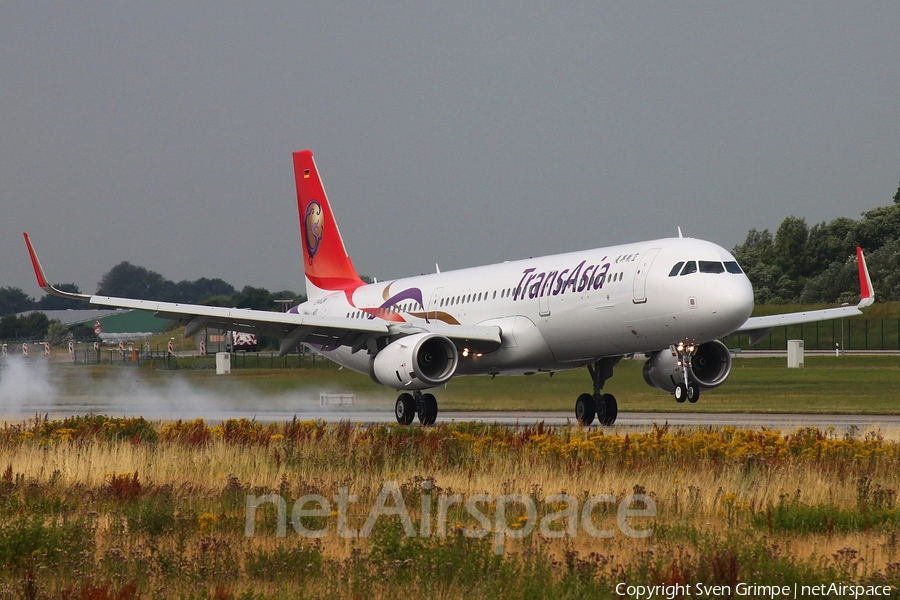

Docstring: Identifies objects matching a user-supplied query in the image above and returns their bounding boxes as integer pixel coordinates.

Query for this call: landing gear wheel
[395,393,415,425]
[674,383,687,403]
[599,393,618,426]
[575,393,596,426]
[687,385,700,404]
[416,393,438,426]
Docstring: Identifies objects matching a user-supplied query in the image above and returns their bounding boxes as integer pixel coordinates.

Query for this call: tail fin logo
[304,201,324,262]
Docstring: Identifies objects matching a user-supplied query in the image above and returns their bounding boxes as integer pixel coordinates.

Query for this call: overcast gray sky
[2,3,899,299]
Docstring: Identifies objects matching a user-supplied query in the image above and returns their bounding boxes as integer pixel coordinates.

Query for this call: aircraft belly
[459,315,557,373]
[538,304,631,361]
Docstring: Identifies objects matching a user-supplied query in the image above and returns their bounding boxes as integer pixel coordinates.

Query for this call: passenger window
[680,261,697,276]
[699,261,725,274]
[668,262,685,277]
[724,261,743,274]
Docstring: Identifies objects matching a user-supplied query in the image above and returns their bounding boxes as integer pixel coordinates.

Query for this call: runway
[435,411,900,429]
[281,410,900,433]
[3,398,900,434]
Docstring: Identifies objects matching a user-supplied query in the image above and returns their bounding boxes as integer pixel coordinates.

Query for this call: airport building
[16,309,170,342]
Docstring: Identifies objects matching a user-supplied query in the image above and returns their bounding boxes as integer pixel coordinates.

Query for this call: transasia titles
[513,257,618,301]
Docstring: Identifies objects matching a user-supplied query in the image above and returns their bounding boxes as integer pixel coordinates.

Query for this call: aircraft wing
[733,247,874,344]
[24,233,502,355]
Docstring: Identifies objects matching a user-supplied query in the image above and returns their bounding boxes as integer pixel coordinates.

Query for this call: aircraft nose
[711,274,754,332]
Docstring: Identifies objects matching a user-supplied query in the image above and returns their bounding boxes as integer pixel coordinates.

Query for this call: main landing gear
[395,391,438,426]
[575,356,622,426]
[673,342,700,404]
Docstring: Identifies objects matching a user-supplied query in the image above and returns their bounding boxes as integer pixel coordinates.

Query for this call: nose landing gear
[673,342,701,404]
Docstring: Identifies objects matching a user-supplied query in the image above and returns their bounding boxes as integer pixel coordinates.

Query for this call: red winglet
[23,233,49,289]
[857,246,874,308]
[23,233,90,301]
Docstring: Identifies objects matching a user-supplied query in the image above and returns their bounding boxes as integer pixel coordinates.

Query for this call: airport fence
[4,319,900,365]
[723,318,900,352]
[67,347,333,370]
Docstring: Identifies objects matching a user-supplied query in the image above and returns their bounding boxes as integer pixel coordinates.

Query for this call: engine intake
[642,340,732,393]
[370,333,459,390]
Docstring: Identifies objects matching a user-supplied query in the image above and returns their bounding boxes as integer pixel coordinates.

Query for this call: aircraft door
[538,265,561,318]
[632,248,661,304]
[427,287,444,321]
[538,294,550,317]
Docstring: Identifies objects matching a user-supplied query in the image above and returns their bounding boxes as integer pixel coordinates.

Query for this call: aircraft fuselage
[295,236,754,379]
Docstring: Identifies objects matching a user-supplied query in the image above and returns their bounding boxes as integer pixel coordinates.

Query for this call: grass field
[0,416,897,598]
[2,356,900,597]
[27,354,900,417]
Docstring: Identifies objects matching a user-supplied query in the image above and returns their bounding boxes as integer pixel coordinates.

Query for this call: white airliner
[24,150,874,426]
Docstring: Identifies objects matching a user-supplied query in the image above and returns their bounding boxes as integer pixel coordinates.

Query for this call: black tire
[418,393,438,426]
[674,383,687,403]
[575,393,596,426]
[687,385,700,404]
[600,393,618,426]
[395,393,415,425]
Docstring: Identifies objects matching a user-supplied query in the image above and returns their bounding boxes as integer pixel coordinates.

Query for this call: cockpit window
[699,261,726,274]
[679,261,697,276]
[724,261,743,274]
[668,262,685,277]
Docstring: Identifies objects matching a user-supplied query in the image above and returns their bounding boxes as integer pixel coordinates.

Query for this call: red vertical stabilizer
[293,150,364,299]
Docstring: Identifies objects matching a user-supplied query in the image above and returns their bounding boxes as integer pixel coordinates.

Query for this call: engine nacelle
[642,340,732,393]
[370,333,459,390]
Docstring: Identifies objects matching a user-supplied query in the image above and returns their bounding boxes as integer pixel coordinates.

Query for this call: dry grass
[0,416,898,598]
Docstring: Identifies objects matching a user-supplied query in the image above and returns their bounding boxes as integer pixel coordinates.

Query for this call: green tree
[733,229,783,303]
[233,286,275,310]
[0,287,35,317]
[69,322,99,342]
[733,229,774,270]
[0,312,50,340]
[802,218,857,276]
[200,295,236,308]
[37,284,86,311]
[97,262,174,300]
[855,204,900,249]
[271,290,306,310]
[46,320,70,346]
[173,278,237,303]
[800,256,859,304]
[773,216,808,281]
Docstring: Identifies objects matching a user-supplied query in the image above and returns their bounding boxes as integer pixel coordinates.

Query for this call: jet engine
[642,340,732,393]
[370,332,459,390]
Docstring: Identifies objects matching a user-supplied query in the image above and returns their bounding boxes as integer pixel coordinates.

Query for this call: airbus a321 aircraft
[25,149,874,426]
